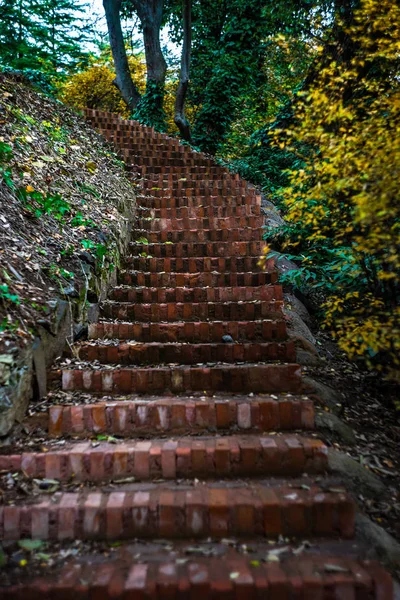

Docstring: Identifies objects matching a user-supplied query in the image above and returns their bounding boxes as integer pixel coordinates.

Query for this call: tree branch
[103,0,141,112]
[174,0,192,141]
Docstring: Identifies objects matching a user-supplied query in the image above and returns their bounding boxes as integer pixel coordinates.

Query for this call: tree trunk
[103,0,141,112]
[133,0,167,85]
[174,0,192,141]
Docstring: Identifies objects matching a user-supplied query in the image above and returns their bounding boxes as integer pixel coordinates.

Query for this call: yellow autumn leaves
[260,0,400,379]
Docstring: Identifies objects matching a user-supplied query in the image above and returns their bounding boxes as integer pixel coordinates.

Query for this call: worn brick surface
[5,108,389,597]
[47,396,314,437]
[5,435,327,481]
[0,485,355,540]
[1,555,393,599]
[78,341,296,365]
[61,364,302,394]
[88,319,288,342]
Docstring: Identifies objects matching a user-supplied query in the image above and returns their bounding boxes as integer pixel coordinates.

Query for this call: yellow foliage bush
[261,0,400,380]
[59,55,147,118]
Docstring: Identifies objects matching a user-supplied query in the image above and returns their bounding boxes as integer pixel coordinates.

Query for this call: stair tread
[3,434,328,482]
[0,481,355,541]
[0,551,391,597]
[13,107,387,594]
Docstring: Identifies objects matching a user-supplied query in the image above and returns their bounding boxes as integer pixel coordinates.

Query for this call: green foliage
[0,140,14,188]
[0,66,57,96]
[81,239,109,268]
[133,80,167,132]
[70,212,95,228]
[17,187,71,221]
[46,265,74,280]
[0,0,91,75]
[0,284,20,305]
[260,0,400,379]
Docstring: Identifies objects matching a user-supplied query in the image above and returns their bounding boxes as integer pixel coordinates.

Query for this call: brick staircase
[0,110,393,598]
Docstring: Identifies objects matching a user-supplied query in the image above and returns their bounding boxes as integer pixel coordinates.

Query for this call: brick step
[124,154,215,169]
[78,341,296,365]
[2,554,391,599]
[47,395,315,438]
[141,169,241,185]
[89,319,288,342]
[4,435,327,482]
[100,300,283,322]
[119,146,210,160]
[109,284,282,303]
[143,178,252,191]
[96,124,188,145]
[124,148,212,164]
[61,363,301,394]
[123,256,265,274]
[101,129,197,149]
[119,140,207,153]
[131,164,229,177]
[128,240,267,259]
[137,215,264,231]
[145,187,255,200]
[0,483,355,540]
[132,227,267,243]
[122,153,215,169]
[118,270,276,287]
[138,203,262,218]
[137,193,261,208]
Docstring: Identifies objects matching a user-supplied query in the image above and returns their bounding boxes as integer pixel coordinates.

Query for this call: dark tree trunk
[102,0,141,112]
[133,0,167,85]
[174,0,192,141]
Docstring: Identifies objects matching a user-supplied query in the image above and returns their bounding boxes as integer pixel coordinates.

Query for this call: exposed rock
[273,251,300,276]
[295,348,321,366]
[284,308,316,347]
[0,346,33,436]
[356,513,400,570]
[302,376,344,415]
[74,324,88,342]
[328,449,386,497]
[261,198,286,229]
[62,285,79,298]
[316,411,356,445]
[32,339,47,399]
[284,293,313,328]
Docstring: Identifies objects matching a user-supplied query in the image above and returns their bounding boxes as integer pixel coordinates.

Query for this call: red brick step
[2,554,392,599]
[137,215,263,231]
[138,193,260,208]
[109,284,282,303]
[118,270,277,288]
[78,340,295,365]
[47,395,315,437]
[133,227,269,243]
[61,363,302,394]
[140,203,262,218]
[0,483,355,540]
[5,435,327,481]
[100,300,283,322]
[123,256,264,273]
[88,319,288,342]
[129,240,266,258]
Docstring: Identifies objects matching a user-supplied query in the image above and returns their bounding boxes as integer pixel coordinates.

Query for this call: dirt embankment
[0,72,136,435]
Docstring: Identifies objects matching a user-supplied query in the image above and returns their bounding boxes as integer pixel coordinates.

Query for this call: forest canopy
[0,0,399,380]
